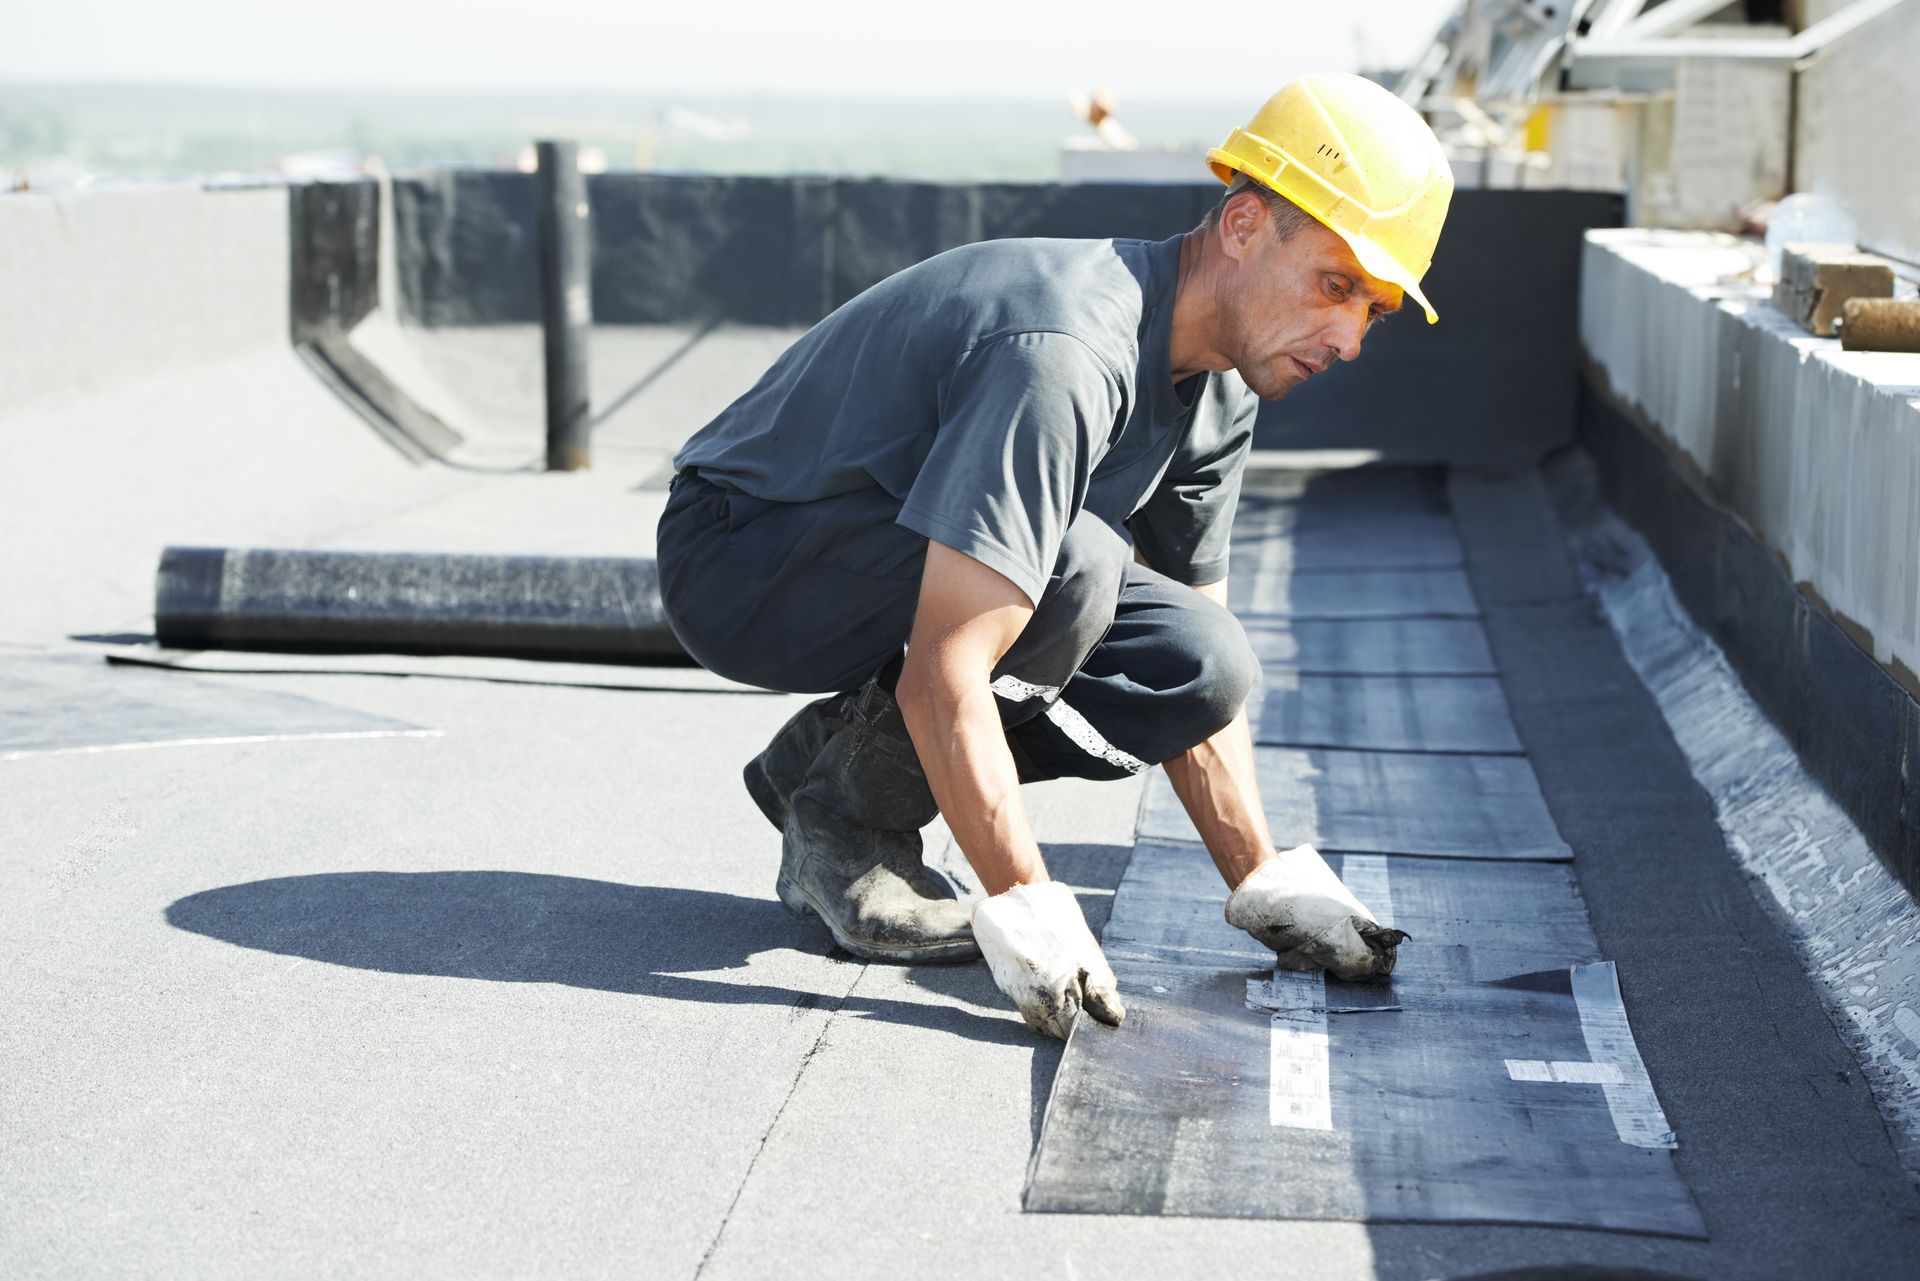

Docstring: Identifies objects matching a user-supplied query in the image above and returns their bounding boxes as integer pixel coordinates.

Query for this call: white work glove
[1225,845,1410,980]
[972,881,1126,1041]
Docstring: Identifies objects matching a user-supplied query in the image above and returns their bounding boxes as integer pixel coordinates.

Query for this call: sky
[4,0,1459,101]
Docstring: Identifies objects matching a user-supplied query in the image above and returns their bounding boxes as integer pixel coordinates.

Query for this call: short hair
[1205,174,1319,241]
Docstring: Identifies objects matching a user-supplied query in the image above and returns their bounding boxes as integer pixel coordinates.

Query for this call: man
[658,73,1453,1039]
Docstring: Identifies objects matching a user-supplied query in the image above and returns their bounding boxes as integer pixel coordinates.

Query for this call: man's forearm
[1162,706,1274,890]
[898,676,1047,896]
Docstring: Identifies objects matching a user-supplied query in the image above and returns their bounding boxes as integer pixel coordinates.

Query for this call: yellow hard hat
[1208,73,1454,323]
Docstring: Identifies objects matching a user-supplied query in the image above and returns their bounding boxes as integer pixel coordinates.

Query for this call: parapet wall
[392,171,1622,464]
[393,172,1221,328]
[3,174,1619,468]
[1581,230,1920,683]
[1579,229,1920,890]
[0,183,292,408]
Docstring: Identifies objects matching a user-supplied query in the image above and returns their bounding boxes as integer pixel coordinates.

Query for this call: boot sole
[776,873,980,964]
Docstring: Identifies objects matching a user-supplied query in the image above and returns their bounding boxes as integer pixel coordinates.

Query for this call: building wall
[1793,0,1920,266]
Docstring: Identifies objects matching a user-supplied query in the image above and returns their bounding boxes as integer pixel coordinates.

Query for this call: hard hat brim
[1333,226,1439,325]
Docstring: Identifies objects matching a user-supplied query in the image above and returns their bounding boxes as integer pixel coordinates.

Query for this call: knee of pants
[1038,515,1131,653]
[1185,604,1262,737]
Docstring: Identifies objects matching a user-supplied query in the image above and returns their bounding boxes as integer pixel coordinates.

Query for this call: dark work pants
[656,472,1259,781]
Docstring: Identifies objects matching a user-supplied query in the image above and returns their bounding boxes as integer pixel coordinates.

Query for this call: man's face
[1216,199,1404,400]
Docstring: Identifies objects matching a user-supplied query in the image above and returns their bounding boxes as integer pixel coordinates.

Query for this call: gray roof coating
[5,321,1920,1279]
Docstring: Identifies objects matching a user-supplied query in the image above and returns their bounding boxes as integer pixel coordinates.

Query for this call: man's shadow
[166,870,1032,1041]
[168,842,1136,1146]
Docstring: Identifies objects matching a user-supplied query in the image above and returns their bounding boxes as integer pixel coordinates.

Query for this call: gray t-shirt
[673,233,1256,606]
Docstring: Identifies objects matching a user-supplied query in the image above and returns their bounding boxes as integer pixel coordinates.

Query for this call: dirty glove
[972,881,1126,1040]
[1225,845,1410,980]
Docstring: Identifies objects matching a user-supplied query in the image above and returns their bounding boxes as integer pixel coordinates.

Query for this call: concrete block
[1772,243,1895,336]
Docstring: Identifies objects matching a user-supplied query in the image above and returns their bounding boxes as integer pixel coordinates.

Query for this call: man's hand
[1225,844,1410,979]
[973,881,1125,1040]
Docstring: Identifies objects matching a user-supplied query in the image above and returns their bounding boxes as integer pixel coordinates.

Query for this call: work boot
[742,692,852,830]
[779,676,979,963]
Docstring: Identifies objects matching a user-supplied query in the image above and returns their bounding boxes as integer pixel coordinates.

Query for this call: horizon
[3,0,1453,102]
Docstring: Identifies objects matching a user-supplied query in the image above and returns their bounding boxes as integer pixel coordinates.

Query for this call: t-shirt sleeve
[897,331,1124,606]
[1128,386,1257,586]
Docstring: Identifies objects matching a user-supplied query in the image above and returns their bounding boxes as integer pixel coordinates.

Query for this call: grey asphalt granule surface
[7,323,1919,1278]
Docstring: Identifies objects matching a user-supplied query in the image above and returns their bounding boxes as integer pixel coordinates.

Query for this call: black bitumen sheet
[1241,617,1497,675]
[1229,568,1481,620]
[1438,462,1920,1273]
[1137,747,1571,861]
[289,179,379,345]
[394,171,1222,328]
[1576,385,1920,893]
[101,646,769,696]
[1030,463,1708,1239]
[1226,523,1464,575]
[390,179,1614,464]
[1096,841,1590,983]
[1227,470,1463,576]
[1250,673,1522,755]
[0,654,425,758]
[1030,841,1702,1235]
[154,547,686,662]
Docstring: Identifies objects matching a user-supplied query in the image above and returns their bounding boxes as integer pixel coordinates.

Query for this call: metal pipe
[1617,0,1734,41]
[1568,0,1907,68]
[536,140,592,471]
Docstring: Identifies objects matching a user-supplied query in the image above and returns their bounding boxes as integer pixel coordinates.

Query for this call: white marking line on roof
[1570,961,1680,1150]
[0,729,443,761]
[1506,1058,1626,1085]
[1263,853,1396,1130]
[1267,969,1332,1130]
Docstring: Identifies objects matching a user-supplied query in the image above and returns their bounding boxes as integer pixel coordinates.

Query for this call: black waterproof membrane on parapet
[154,547,687,663]
[1138,747,1572,860]
[1027,841,1703,1236]
[0,654,428,758]
[1250,672,1523,754]
[1240,617,1497,675]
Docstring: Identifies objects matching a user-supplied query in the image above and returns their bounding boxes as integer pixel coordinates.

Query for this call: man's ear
[1217,190,1264,262]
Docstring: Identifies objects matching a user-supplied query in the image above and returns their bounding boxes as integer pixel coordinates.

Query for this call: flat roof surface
[5,323,1919,1278]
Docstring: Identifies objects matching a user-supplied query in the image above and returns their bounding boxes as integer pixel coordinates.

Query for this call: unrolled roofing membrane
[1032,465,1692,1232]
[0,654,431,758]
[1249,672,1523,754]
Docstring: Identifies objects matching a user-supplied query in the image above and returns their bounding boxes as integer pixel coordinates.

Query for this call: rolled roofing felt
[155,547,687,662]
[1840,298,1920,353]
